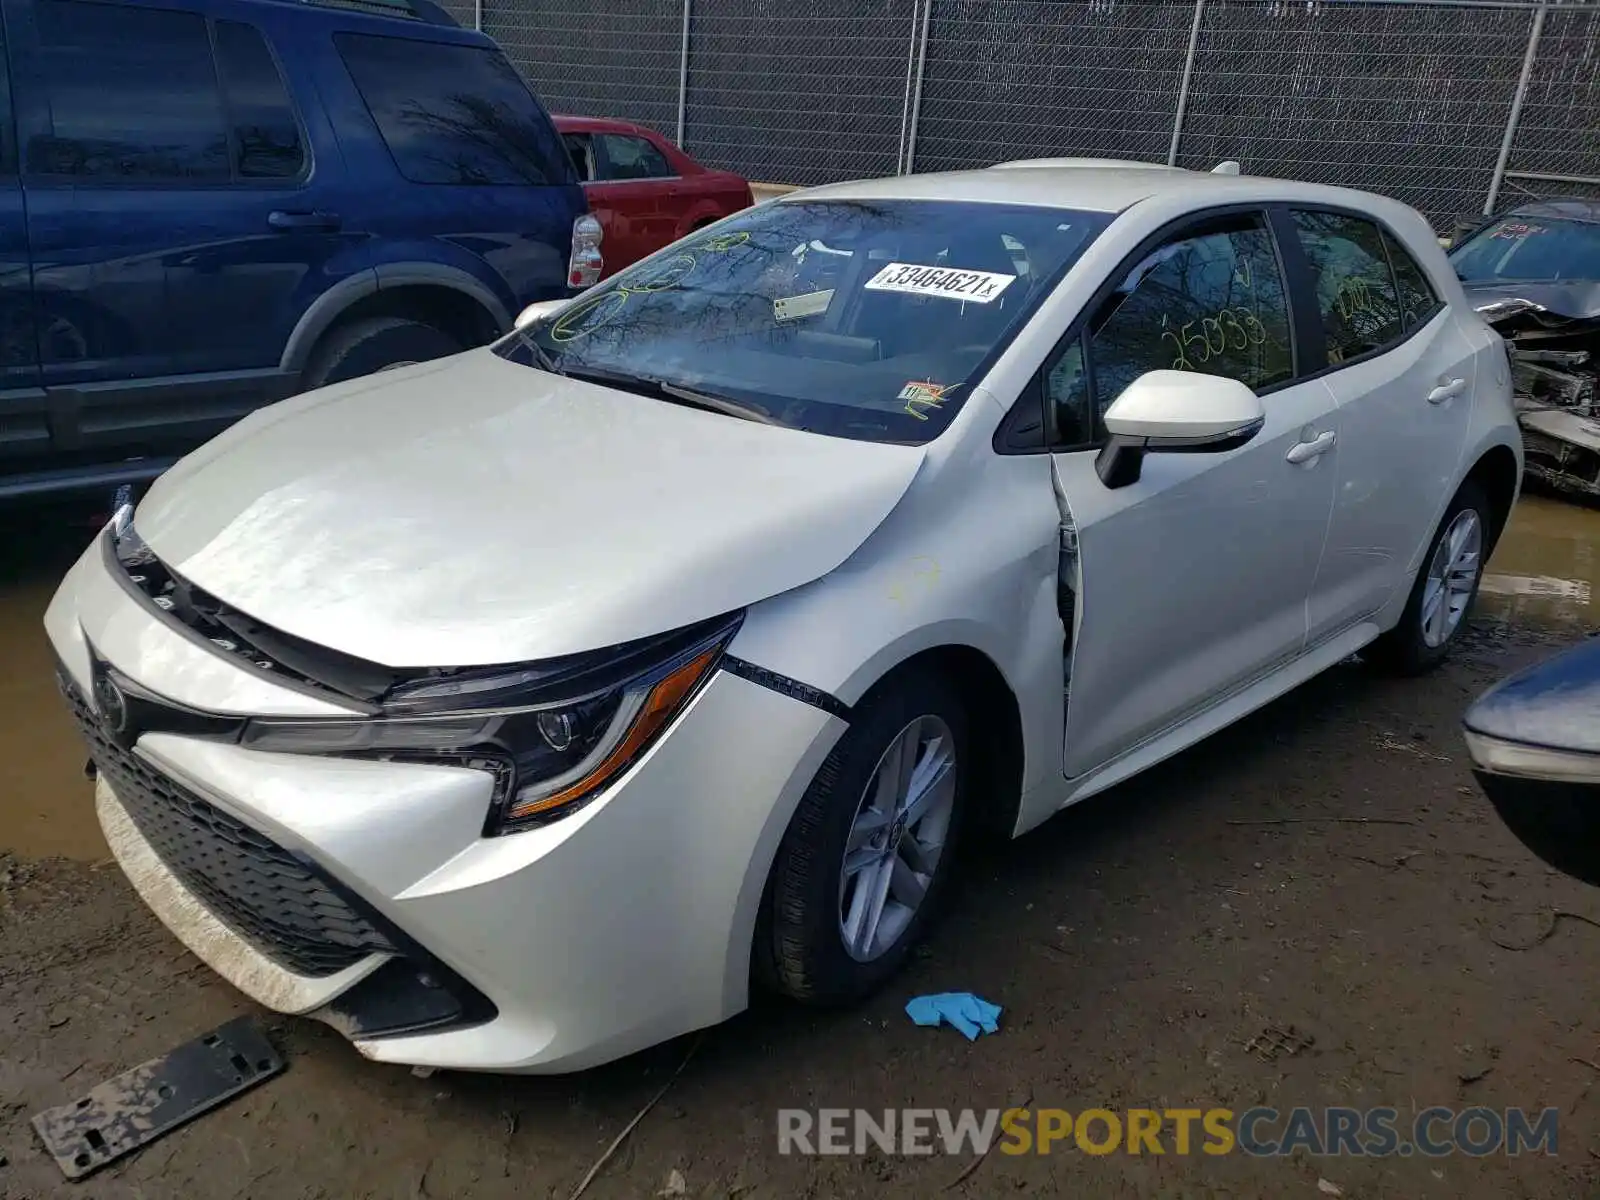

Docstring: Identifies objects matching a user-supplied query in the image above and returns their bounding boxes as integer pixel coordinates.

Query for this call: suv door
[0,10,43,479]
[158,10,355,404]
[11,0,220,462]
[1043,209,1340,777]
[9,0,337,461]
[1287,209,1476,645]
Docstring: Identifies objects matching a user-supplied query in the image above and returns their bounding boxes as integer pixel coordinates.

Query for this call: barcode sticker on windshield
[864,263,1016,304]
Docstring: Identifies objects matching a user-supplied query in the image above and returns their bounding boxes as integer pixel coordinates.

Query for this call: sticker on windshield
[1491,221,1548,239]
[865,263,1016,304]
[900,380,951,419]
[774,289,834,322]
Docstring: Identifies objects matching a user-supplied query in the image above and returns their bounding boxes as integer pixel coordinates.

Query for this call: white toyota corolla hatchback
[46,161,1520,1073]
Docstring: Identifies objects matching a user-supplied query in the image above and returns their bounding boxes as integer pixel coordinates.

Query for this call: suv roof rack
[297,0,460,27]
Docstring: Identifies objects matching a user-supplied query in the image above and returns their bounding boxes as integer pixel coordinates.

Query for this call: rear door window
[27,0,228,181]
[214,20,304,180]
[563,133,596,181]
[335,34,572,186]
[1291,210,1405,365]
[597,134,673,181]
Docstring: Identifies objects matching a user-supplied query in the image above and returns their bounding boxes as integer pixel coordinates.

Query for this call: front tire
[757,667,969,1006]
[1366,481,1491,674]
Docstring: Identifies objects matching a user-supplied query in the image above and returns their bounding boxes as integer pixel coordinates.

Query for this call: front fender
[727,447,1065,799]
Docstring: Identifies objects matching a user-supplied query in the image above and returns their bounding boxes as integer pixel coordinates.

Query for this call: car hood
[1462,279,1600,327]
[135,350,925,667]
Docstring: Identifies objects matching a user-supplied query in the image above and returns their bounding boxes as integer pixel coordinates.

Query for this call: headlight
[242,614,740,833]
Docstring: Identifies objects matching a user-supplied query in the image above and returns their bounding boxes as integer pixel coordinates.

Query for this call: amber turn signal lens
[506,645,721,820]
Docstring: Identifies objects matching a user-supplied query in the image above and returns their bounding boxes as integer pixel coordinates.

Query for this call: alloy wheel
[1420,507,1482,648]
[838,715,957,963]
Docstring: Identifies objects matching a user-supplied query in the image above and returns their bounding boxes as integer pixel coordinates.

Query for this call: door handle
[268,210,341,232]
[1427,377,1467,404]
[1285,430,1337,464]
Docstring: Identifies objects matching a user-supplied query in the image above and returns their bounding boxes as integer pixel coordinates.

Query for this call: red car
[553,115,754,278]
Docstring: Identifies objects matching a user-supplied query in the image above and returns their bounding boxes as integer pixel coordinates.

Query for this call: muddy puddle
[2,505,104,861]
[1478,491,1600,629]
[0,490,1597,862]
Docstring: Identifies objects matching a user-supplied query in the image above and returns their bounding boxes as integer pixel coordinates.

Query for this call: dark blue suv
[0,0,595,499]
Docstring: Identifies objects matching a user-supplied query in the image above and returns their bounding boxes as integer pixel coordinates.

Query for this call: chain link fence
[473,0,1600,228]
[681,0,915,185]
[1499,3,1600,205]
[486,0,681,135]
[1175,1,1535,225]
[914,1,1195,173]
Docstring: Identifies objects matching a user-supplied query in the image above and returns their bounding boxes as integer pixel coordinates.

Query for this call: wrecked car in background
[1451,200,1600,502]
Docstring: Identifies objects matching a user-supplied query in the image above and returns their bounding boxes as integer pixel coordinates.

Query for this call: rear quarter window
[335,34,572,187]
[1381,229,1441,332]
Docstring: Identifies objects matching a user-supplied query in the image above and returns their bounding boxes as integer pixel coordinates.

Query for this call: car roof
[781,159,1408,218]
[551,114,660,138]
[252,0,469,33]
[1507,198,1600,225]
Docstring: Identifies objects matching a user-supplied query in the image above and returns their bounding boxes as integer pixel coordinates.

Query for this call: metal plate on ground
[32,1016,285,1179]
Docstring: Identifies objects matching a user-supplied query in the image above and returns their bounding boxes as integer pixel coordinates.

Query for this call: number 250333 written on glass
[1161,308,1268,371]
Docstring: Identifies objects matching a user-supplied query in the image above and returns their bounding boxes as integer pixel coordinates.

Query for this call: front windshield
[1451,215,1600,284]
[497,199,1111,443]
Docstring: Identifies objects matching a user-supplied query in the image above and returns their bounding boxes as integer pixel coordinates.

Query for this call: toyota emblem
[94,673,129,736]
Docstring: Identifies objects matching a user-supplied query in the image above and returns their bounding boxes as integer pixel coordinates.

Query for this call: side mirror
[1462,637,1600,887]
[513,298,573,330]
[1095,370,1265,489]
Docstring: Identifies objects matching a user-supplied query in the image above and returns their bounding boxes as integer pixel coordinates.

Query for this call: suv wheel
[756,667,969,1005]
[305,317,462,389]
[1366,480,1491,675]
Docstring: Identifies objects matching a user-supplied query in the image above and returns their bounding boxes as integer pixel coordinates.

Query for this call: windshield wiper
[517,327,566,376]
[557,363,786,427]
[656,381,786,427]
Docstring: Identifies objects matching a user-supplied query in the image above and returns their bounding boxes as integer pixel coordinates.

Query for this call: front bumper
[48,535,841,1073]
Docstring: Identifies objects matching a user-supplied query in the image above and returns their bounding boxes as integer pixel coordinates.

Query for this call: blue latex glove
[905,992,1002,1040]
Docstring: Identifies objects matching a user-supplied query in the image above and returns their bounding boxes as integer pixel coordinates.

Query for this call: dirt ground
[4,497,1600,1199]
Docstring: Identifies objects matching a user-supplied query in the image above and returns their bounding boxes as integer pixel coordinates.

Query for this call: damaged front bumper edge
[96,777,496,1046]
[1477,295,1600,502]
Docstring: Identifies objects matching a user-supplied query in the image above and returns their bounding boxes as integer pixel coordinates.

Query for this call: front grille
[64,678,396,977]
[103,527,402,704]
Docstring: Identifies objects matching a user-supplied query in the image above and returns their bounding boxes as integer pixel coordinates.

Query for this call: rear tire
[1366,481,1491,675]
[756,667,969,1006]
[303,317,461,389]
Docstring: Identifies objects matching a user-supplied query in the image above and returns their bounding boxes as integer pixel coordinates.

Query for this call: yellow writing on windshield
[697,230,750,252]
[551,291,628,343]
